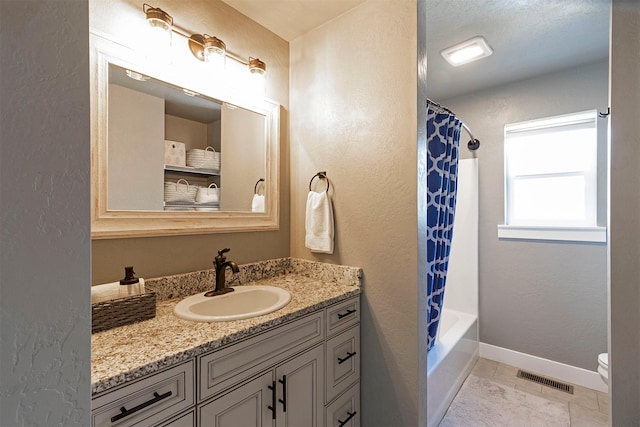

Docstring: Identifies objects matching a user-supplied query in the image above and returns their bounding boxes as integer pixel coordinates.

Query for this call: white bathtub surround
[426,159,479,427]
[442,159,479,317]
[479,342,608,393]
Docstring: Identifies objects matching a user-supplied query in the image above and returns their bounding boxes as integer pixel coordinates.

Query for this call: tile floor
[440,358,609,426]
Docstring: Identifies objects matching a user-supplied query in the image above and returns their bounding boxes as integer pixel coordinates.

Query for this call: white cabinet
[274,345,324,426]
[199,345,324,427]
[198,312,323,402]
[198,371,274,426]
[92,296,360,427]
[324,298,361,427]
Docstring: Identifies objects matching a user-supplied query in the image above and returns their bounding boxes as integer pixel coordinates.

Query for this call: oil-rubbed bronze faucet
[205,248,239,297]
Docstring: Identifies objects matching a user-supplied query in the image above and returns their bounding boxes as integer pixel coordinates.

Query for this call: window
[499,110,606,242]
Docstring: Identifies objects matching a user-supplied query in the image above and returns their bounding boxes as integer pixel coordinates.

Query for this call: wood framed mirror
[90,34,280,239]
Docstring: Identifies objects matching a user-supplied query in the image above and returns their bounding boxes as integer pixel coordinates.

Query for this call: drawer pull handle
[338,411,357,426]
[337,309,356,319]
[268,381,276,420]
[110,390,172,423]
[337,351,357,365]
[278,375,287,412]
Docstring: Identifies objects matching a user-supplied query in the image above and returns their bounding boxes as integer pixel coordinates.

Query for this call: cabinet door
[275,345,324,427]
[198,371,274,427]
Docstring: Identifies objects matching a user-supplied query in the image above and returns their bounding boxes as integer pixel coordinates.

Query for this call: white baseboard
[479,342,608,393]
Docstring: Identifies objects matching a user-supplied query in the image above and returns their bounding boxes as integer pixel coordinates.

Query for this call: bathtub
[424,159,479,427]
[427,308,479,427]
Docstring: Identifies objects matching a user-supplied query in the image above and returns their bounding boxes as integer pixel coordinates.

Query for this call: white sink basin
[173,286,291,322]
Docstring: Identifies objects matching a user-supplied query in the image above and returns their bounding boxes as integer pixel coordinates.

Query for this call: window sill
[497,225,607,243]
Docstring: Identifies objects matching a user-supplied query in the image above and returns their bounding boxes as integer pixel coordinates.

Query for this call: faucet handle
[215,248,231,265]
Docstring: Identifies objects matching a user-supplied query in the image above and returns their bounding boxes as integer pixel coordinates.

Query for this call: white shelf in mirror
[164,165,221,176]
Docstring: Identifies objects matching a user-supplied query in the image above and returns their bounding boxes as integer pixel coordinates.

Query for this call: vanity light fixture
[441,36,493,66]
[143,3,173,47]
[249,57,266,76]
[248,57,267,95]
[141,3,267,86]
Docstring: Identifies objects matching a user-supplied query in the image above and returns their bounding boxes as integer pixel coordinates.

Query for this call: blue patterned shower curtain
[426,104,462,351]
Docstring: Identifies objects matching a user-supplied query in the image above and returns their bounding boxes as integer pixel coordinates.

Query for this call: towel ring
[309,171,330,193]
[254,178,265,195]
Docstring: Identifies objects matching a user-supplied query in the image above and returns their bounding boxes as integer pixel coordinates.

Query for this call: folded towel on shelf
[305,190,334,254]
[252,194,265,212]
[91,279,146,304]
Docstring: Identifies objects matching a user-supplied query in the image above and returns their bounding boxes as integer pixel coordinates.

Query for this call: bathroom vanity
[91,259,362,427]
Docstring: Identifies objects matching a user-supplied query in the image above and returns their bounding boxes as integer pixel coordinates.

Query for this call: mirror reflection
[107,63,266,212]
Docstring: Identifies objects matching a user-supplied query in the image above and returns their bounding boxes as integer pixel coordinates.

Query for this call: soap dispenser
[120,266,139,285]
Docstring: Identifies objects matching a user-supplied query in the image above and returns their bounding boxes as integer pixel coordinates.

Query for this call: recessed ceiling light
[441,36,493,67]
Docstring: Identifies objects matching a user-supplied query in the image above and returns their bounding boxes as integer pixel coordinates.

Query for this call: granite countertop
[91,258,362,395]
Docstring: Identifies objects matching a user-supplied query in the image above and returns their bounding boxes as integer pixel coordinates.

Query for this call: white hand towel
[91,279,146,304]
[252,194,265,212]
[305,191,334,254]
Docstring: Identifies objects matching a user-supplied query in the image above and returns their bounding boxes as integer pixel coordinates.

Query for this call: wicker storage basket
[164,178,197,202]
[92,291,156,333]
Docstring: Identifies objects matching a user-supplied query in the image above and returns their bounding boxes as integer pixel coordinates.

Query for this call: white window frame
[498,110,606,243]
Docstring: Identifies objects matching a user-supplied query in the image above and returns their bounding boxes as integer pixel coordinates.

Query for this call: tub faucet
[205,248,239,297]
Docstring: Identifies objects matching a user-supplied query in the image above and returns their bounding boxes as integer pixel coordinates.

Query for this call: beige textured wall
[90,0,290,284]
[290,1,419,424]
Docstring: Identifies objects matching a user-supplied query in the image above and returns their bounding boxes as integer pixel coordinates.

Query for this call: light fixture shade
[143,4,172,55]
[249,57,266,75]
[204,36,226,61]
[441,36,493,66]
[144,4,173,33]
[248,58,266,98]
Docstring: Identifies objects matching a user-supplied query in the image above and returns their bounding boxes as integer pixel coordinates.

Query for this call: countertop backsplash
[144,257,363,301]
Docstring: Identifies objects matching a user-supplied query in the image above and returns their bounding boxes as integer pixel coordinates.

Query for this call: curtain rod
[426,98,480,151]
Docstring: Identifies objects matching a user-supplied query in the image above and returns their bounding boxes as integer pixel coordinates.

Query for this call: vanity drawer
[325,324,360,404]
[92,360,195,427]
[158,409,195,427]
[199,311,323,402]
[325,381,360,427]
[325,297,360,337]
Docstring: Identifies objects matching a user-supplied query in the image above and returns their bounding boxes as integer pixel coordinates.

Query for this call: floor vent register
[516,370,574,394]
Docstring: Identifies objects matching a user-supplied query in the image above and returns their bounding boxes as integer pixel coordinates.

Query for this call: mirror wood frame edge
[90,36,280,239]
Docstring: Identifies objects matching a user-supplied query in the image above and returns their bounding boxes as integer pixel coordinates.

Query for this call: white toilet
[598,353,609,385]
